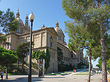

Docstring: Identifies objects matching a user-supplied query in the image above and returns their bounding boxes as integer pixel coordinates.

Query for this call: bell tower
[25,15,28,26]
[16,9,20,18]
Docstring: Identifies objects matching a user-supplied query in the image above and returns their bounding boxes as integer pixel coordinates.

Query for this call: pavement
[0,70,109,82]
[0,74,108,82]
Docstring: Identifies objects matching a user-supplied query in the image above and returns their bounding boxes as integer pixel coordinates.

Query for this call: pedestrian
[75,69,76,72]
[98,70,101,74]
[1,70,3,80]
[73,69,75,73]
[96,70,98,74]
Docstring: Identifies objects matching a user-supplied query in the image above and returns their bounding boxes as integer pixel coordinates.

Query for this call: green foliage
[31,62,38,70]
[77,62,87,69]
[0,9,18,34]
[45,48,50,71]
[96,34,110,70]
[0,35,6,42]
[58,61,74,72]
[16,42,31,61]
[0,46,18,66]
[96,58,102,69]
[25,61,38,70]
[32,48,50,71]
[62,1,110,80]
[107,59,110,70]
[16,42,34,73]
[57,47,63,63]
[0,64,27,75]
[97,57,110,70]
[32,50,45,61]
[62,0,110,57]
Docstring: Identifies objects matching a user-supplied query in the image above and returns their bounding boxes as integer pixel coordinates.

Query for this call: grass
[74,74,88,75]
[45,71,73,75]
[73,71,92,75]
[3,73,27,75]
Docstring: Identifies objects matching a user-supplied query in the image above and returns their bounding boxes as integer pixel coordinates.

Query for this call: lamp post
[53,61,54,73]
[28,12,34,82]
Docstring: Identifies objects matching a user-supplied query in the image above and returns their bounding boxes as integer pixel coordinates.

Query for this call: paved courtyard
[0,74,109,82]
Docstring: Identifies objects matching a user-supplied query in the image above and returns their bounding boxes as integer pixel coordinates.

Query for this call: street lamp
[28,12,34,82]
[53,61,54,73]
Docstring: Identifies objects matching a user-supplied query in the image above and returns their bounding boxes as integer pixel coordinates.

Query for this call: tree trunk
[100,20,107,82]
[22,58,24,73]
[6,65,8,79]
[88,49,91,82]
[97,0,107,81]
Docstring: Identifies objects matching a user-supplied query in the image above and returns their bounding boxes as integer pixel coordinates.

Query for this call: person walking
[96,70,98,74]
[98,70,101,74]
[1,70,3,80]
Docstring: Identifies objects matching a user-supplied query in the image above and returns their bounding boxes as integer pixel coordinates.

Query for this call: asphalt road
[0,74,108,82]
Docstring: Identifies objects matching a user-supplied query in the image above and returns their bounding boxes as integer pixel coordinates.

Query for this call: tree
[32,50,45,62]
[57,47,63,63]
[32,48,50,71]
[16,42,30,73]
[96,58,102,69]
[64,14,100,82]
[0,46,18,79]
[0,34,6,42]
[96,33,110,70]
[77,62,86,69]
[0,9,18,53]
[45,48,50,71]
[0,9,18,34]
[62,0,110,82]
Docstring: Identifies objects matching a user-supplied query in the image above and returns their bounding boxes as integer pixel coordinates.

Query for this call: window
[50,42,52,47]
[50,37,52,40]
[8,37,9,41]
[50,37,52,47]
[58,36,61,40]
[7,44,9,49]
[71,54,73,58]
[21,28,23,33]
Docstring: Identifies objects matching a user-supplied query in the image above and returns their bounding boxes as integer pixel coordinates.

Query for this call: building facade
[0,10,88,73]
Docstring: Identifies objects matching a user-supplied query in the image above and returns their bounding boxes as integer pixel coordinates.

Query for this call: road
[0,74,109,82]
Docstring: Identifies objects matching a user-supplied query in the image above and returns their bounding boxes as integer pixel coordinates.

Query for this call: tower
[54,21,65,45]
[24,15,30,33]
[16,9,20,18]
[15,9,24,34]
[25,15,28,26]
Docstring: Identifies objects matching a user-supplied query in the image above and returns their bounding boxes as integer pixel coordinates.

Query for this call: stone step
[24,64,38,75]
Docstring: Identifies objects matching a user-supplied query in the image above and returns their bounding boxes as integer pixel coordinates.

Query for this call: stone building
[0,10,88,73]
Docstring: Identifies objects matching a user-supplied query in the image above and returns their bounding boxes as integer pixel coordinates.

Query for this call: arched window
[50,37,52,40]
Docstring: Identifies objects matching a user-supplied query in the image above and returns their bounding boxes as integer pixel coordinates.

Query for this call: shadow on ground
[0,76,65,82]
[0,77,42,82]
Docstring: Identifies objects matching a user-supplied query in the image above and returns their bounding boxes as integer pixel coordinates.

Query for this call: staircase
[24,65,38,75]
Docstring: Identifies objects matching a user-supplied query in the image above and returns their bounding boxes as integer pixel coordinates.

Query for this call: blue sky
[0,0,98,68]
